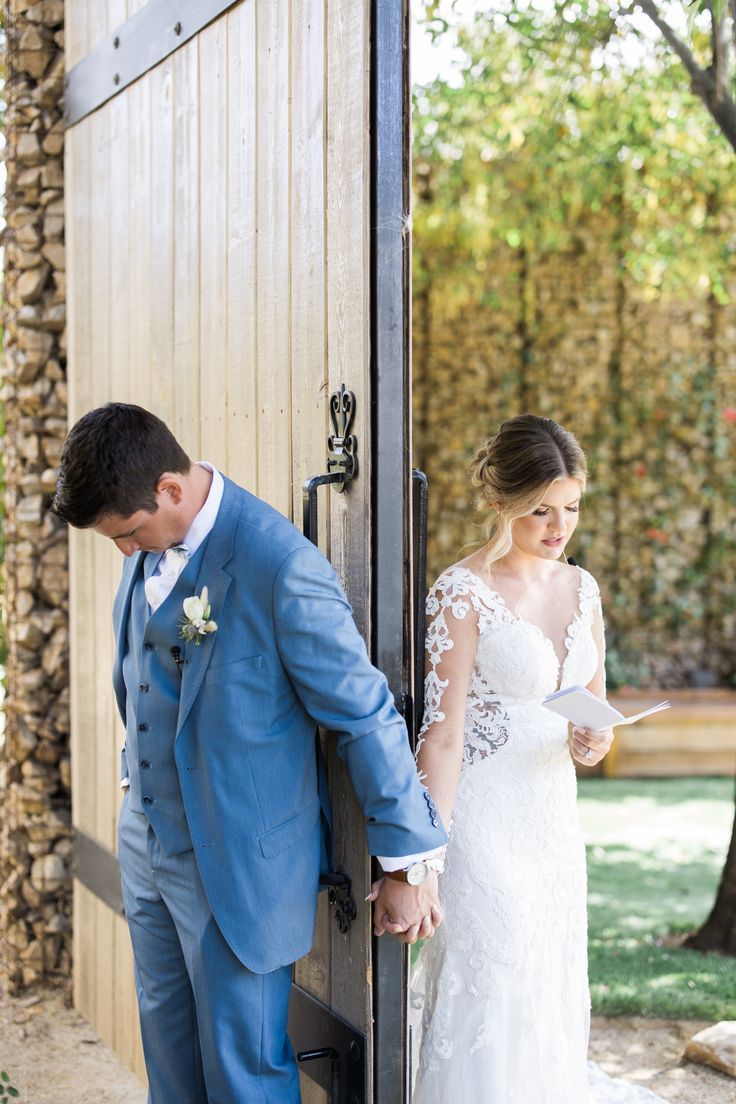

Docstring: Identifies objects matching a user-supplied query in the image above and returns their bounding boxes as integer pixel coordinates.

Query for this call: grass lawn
[579,776,736,1019]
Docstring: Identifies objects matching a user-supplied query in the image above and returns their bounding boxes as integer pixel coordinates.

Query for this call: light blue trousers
[118,799,301,1104]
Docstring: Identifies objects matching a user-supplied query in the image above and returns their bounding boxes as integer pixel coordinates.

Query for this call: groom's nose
[116,538,141,556]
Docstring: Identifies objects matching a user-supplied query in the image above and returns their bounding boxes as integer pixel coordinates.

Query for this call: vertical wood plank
[67,114,97,1027]
[256,0,291,515]
[198,19,229,467]
[114,913,146,1082]
[326,0,372,632]
[104,74,140,1077]
[290,8,331,1100]
[128,74,153,414]
[325,0,373,1067]
[225,0,258,490]
[173,39,201,454]
[86,0,109,56]
[107,0,128,31]
[289,0,327,538]
[73,881,98,1028]
[150,57,176,423]
[88,107,112,851]
[88,105,116,1052]
[108,82,131,408]
[104,38,142,1075]
[64,0,88,70]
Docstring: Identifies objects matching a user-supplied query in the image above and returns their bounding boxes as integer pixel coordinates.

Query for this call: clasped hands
[570,724,613,766]
[369,871,443,945]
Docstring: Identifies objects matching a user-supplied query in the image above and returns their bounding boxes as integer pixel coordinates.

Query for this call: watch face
[406,862,429,886]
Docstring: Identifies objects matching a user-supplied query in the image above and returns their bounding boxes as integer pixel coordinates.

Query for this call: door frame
[371,1,414,1101]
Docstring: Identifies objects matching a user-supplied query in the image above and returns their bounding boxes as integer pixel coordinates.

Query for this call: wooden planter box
[596,689,736,778]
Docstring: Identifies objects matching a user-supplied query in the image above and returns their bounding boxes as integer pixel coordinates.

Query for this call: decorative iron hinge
[327,383,359,488]
[303,384,359,545]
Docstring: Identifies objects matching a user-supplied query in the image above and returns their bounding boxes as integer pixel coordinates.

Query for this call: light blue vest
[122,543,208,856]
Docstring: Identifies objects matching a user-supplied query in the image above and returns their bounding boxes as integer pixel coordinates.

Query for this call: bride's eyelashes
[532,505,580,517]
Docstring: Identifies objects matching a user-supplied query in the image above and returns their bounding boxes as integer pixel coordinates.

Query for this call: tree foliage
[414,0,736,303]
[419,1,736,153]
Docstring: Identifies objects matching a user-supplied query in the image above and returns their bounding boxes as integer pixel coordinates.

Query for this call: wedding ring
[584,747,593,760]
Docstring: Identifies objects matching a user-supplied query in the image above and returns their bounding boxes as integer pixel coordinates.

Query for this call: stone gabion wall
[0,0,70,992]
[413,222,736,690]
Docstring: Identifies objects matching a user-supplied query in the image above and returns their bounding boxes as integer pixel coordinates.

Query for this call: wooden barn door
[65,1,412,1101]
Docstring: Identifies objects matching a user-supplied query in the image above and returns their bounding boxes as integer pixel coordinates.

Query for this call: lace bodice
[418,564,605,769]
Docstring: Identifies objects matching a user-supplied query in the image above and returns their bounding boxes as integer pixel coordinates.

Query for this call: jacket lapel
[112,551,145,716]
[176,479,242,735]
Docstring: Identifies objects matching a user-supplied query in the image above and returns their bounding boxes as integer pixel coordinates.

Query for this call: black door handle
[303,473,344,546]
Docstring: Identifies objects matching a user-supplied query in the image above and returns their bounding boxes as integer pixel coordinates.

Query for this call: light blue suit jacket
[112,476,447,973]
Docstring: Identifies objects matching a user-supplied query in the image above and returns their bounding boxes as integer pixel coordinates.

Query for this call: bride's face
[510,477,582,561]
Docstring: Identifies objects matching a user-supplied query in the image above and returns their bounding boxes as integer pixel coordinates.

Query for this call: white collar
[180,462,224,556]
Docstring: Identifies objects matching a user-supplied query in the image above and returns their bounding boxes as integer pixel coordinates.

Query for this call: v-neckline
[459,565,584,693]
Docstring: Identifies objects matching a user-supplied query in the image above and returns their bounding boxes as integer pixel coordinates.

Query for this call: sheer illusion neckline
[453,565,585,692]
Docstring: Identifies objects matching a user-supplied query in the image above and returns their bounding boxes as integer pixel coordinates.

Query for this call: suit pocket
[259,799,320,859]
[204,653,263,686]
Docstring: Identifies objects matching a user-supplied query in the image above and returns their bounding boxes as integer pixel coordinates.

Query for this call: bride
[411,414,667,1103]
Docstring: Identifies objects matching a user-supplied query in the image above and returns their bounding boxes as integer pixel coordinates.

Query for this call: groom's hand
[369,872,443,944]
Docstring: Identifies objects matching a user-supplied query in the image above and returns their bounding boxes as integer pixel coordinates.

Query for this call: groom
[53,403,447,1103]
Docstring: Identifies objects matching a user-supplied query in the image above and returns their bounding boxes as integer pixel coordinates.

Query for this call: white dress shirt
[144,463,224,611]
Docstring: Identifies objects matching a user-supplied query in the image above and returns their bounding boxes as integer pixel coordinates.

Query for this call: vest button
[140,760,151,769]
[144,642,154,651]
[142,796,153,806]
[139,683,150,693]
[138,723,149,732]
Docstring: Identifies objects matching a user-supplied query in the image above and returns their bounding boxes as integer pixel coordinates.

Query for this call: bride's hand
[570,725,613,766]
[369,871,443,944]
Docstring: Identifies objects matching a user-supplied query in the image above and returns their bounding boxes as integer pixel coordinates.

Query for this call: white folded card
[542,685,671,730]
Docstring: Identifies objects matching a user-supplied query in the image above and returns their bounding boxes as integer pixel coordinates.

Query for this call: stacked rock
[1,0,71,992]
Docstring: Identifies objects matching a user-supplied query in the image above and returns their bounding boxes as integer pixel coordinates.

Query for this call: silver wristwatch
[386,861,429,886]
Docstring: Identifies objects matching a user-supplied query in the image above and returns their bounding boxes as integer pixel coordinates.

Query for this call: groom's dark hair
[52,403,192,528]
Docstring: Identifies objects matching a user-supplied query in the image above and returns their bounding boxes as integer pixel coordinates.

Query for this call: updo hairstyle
[470,414,587,564]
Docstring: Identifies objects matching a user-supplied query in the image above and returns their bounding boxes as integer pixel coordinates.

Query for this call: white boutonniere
[179,586,218,645]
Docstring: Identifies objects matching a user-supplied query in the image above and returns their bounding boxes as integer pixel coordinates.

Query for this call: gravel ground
[589,1015,734,1103]
[0,988,733,1102]
[0,987,146,1104]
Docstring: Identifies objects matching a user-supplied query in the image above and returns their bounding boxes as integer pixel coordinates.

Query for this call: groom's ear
[155,472,185,505]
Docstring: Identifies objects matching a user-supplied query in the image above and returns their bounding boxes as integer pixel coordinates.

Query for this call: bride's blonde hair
[470,414,587,565]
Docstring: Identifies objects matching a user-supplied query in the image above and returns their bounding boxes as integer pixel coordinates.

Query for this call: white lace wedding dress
[411,565,667,1104]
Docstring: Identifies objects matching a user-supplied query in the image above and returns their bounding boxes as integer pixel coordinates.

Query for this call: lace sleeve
[583,572,607,700]
[416,572,480,830]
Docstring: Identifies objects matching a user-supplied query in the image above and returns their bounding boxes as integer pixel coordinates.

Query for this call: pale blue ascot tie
[144,544,191,613]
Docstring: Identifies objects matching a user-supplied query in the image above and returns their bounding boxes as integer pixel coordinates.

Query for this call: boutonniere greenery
[179,586,218,645]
